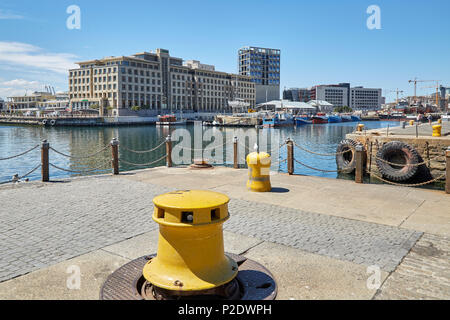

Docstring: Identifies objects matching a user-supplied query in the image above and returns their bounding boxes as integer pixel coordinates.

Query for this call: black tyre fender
[42,119,47,125]
[376,141,419,182]
[336,139,363,173]
[50,119,56,126]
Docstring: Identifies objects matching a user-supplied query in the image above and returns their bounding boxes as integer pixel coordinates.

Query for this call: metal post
[111,138,119,175]
[233,137,238,169]
[415,123,419,138]
[446,147,450,194]
[41,140,49,182]
[166,135,172,168]
[287,138,294,175]
[355,144,364,184]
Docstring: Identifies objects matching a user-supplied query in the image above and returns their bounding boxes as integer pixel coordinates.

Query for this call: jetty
[0,166,449,300]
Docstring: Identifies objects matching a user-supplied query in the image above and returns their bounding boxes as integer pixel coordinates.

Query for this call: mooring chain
[49,161,110,174]
[49,145,110,160]
[120,140,166,154]
[178,140,229,152]
[0,145,40,161]
[367,169,447,187]
[292,141,352,157]
[294,158,342,173]
[119,154,167,167]
[374,153,446,168]
[0,163,42,185]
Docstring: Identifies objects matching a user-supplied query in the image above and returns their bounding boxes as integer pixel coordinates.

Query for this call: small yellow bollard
[143,190,238,292]
[246,152,272,192]
[410,120,415,126]
[438,118,442,124]
[357,124,365,132]
[432,125,442,137]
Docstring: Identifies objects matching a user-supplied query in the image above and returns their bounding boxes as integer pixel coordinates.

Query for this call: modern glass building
[238,46,280,104]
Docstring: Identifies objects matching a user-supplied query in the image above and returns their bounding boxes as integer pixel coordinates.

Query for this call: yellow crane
[421,81,441,109]
[408,78,437,103]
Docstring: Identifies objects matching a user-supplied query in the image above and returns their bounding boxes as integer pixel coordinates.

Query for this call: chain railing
[119,140,166,154]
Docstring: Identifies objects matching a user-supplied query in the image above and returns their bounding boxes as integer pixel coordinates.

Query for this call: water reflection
[0,121,397,182]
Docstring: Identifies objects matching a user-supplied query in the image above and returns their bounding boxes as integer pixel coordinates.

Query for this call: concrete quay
[0,166,449,300]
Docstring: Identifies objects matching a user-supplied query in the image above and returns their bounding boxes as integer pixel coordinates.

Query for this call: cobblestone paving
[226,200,422,272]
[374,233,450,300]
[0,176,421,283]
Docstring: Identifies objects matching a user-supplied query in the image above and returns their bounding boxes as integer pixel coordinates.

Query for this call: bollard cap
[152,190,230,226]
[110,138,119,146]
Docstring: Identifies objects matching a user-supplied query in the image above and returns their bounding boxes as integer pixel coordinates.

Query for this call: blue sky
[0,0,449,102]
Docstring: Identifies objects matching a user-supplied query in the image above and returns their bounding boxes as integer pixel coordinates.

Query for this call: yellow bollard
[438,118,442,124]
[410,120,415,126]
[246,152,272,192]
[143,190,238,292]
[432,125,442,137]
[357,124,365,132]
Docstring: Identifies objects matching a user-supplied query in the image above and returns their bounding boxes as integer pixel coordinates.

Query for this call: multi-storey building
[311,85,349,108]
[0,98,4,111]
[350,87,382,111]
[69,49,255,116]
[283,88,311,102]
[6,92,55,112]
[238,46,280,104]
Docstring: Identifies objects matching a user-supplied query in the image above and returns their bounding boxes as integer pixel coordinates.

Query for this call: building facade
[238,46,280,104]
[350,87,382,111]
[6,92,56,112]
[0,98,4,111]
[311,85,349,108]
[283,88,311,102]
[69,49,255,116]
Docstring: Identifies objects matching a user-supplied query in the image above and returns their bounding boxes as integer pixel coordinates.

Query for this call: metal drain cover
[100,253,277,300]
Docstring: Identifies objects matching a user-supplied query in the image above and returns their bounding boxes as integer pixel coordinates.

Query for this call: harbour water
[0,121,398,183]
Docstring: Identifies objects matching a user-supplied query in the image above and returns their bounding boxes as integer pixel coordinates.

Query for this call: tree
[90,104,99,110]
[334,106,353,113]
[131,106,141,112]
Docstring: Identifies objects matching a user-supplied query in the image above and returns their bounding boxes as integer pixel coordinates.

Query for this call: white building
[313,86,349,108]
[257,100,316,114]
[350,87,382,111]
[307,100,334,113]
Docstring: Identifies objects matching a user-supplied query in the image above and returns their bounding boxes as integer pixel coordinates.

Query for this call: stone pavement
[0,167,449,299]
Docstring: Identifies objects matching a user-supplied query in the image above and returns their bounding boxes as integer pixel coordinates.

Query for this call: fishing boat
[295,115,312,126]
[327,115,342,123]
[156,114,187,126]
[311,113,328,124]
[351,115,361,121]
[340,114,352,122]
[262,112,294,127]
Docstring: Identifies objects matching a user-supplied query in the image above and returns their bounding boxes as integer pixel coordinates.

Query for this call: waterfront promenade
[0,167,449,300]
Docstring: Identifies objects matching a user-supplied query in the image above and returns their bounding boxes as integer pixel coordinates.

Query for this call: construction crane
[408,78,437,103]
[387,89,404,104]
[421,80,441,110]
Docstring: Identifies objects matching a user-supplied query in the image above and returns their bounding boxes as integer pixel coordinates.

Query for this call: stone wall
[346,133,449,181]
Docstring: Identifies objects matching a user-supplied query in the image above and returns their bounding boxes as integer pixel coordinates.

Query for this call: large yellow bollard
[246,152,272,192]
[357,124,365,132]
[143,190,238,292]
[432,125,442,137]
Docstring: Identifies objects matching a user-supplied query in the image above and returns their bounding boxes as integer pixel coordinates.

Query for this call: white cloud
[0,9,24,20]
[0,79,48,99]
[0,41,77,74]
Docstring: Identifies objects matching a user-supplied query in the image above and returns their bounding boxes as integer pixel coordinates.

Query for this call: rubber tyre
[376,141,419,182]
[336,139,359,173]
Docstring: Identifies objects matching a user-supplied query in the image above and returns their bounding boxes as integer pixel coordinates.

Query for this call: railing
[1,136,449,194]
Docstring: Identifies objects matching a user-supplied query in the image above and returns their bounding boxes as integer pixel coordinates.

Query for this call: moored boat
[295,115,312,126]
[311,113,328,124]
[340,114,352,122]
[327,115,342,123]
[156,115,187,126]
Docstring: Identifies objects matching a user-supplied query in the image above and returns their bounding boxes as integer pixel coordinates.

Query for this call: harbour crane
[421,80,441,110]
[386,88,404,104]
[408,78,437,103]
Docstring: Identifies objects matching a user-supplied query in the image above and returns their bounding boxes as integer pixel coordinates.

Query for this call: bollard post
[286,138,294,175]
[41,140,49,182]
[446,147,450,194]
[233,136,238,169]
[355,144,364,184]
[111,138,119,175]
[166,135,172,168]
[415,123,419,138]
